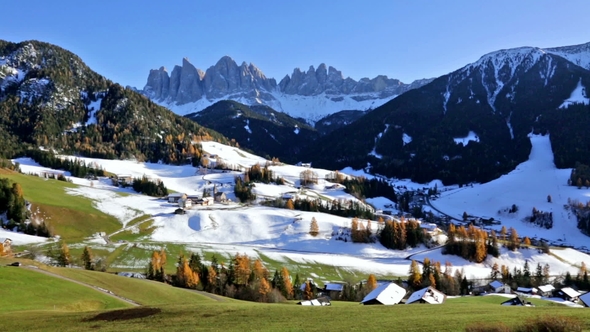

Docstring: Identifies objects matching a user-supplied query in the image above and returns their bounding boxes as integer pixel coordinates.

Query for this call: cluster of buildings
[478,280,590,306]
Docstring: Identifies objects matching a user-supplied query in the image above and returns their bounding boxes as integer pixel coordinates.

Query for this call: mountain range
[142,57,432,123]
[3,39,590,187]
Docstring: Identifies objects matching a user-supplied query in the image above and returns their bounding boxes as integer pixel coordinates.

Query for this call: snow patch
[453,131,480,146]
[559,78,589,109]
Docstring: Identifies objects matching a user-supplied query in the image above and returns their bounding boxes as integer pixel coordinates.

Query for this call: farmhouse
[554,287,581,301]
[178,198,193,210]
[0,238,12,256]
[116,174,133,185]
[167,193,187,203]
[516,287,538,295]
[323,283,345,299]
[214,192,227,203]
[579,291,590,307]
[537,284,555,297]
[195,197,214,206]
[361,282,406,305]
[501,296,534,306]
[298,297,330,306]
[489,280,512,294]
[406,286,446,305]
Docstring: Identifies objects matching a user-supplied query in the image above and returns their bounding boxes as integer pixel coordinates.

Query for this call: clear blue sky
[3,0,589,88]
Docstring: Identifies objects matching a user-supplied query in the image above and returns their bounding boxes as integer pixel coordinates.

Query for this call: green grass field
[0,266,130,312]
[0,170,122,240]
[0,295,589,332]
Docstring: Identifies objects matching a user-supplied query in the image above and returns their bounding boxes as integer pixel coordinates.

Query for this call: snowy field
[6,137,590,279]
[431,133,590,250]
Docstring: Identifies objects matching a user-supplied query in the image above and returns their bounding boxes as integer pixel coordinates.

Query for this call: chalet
[516,287,538,295]
[537,284,555,297]
[195,197,214,206]
[214,192,227,203]
[116,174,133,185]
[361,282,406,305]
[406,286,446,305]
[0,238,12,256]
[187,195,201,203]
[501,296,534,307]
[578,291,590,307]
[488,280,512,294]
[178,198,193,210]
[555,287,581,302]
[322,283,345,299]
[298,297,331,306]
[167,193,187,203]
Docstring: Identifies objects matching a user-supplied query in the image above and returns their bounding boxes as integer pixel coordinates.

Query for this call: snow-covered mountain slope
[142,56,432,123]
[12,138,590,278]
[431,133,590,249]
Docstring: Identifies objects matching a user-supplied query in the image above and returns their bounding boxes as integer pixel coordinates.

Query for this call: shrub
[514,315,582,332]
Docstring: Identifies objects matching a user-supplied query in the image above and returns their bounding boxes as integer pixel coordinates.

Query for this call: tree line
[444,224,501,263]
[131,176,168,197]
[379,218,428,250]
[26,150,105,178]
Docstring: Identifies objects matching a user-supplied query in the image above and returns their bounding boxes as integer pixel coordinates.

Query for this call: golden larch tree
[253,259,267,280]
[367,274,377,291]
[409,260,422,289]
[286,199,295,210]
[258,277,271,301]
[303,281,313,300]
[281,266,293,299]
[309,217,319,237]
[233,253,251,286]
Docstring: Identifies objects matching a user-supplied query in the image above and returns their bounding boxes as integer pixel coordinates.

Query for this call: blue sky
[3,0,590,88]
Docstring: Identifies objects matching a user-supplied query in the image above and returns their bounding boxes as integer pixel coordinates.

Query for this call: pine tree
[233,253,251,286]
[309,217,319,237]
[367,274,377,291]
[491,262,500,280]
[81,246,93,270]
[500,226,507,241]
[508,227,519,251]
[253,259,267,280]
[523,237,531,247]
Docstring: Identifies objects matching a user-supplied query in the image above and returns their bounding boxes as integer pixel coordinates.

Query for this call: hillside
[185,100,318,162]
[303,42,590,185]
[0,40,227,163]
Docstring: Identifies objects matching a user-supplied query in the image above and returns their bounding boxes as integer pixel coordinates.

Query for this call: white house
[361,282,406,305]
[516,287,538,295]
[167,193,187,203]
[488,280,512,294]
[406,286,446,304]
[555,287,581,301]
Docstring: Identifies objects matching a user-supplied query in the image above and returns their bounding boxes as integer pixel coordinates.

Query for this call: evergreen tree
[56,241,71,267]
[81,246,93,270]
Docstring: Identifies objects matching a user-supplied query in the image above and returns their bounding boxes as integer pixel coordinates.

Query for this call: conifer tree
[523,236,531,247]
[81,246,93,270]
[309,217,319,237]
[367,274,377,291]
[285,199,295,210]
[258,277,271,301]
[500,226,507,241]
[56,241,71,267]
[409,260,422,290]
[280,267,293,299]
[508,227,519,251]
[303,280,313,300]
[233,253,251,286]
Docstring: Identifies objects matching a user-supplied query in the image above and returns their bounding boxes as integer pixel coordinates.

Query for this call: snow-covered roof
[538,284,555,293]
[489,280,504,289]
[516,287,537,293]
[559,287,581,298]
[298,298,330,306]
[168,193,186,197]
[325,283,344,291]
[361,282,406,305]
[406,286,446,304]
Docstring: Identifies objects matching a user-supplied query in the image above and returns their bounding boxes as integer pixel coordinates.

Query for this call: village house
[537,284,555,297]
[579,291,590,307]
[489,280,512,294]
[501,296,534,306]
[0,238,12,256]
[361,282,407,305]
[116,174,133,186]
[194,197,214,206]
[167,193,187,203]
[516,287,538,295]
[406,286,446,304]
[178,197,193,210]
[214,192,227,203]
[554,287,581,302]
[322,283,345,299]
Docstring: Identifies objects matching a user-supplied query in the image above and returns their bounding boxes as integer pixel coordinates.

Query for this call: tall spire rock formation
[142,56,432,122]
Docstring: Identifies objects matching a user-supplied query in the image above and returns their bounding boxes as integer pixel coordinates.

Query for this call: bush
[515,315,582,332]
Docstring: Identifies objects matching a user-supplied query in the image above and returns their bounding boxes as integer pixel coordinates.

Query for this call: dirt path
[23,266,140,307]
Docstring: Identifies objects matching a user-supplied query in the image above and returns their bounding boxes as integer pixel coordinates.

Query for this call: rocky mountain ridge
[142,56,432,122]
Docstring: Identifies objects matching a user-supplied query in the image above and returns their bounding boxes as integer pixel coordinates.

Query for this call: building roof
[489,280,504,289]
[579,292,590,307]
[559,287,581,298]
[168,193,186,197]
[361,282,406,305]
[516,287,537,293]
[406,286,446,304]
[325,283,344,291]
[538,284,555,293]
[298,297,330,306]
[501,296,529,306]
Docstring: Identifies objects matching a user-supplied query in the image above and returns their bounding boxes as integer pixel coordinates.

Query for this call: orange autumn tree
[367,274,377,291]
[176,254,199,289]
[281,266,293,299]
